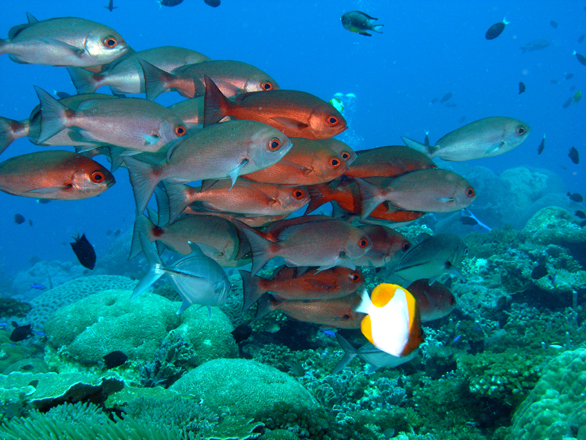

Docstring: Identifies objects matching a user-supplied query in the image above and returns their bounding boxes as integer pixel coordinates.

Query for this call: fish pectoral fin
[143,134,160,146]
[358,32,372,37]
[270,117,310,130]
[119,149,143,156]
[485,141,506,155]
[41,38,85,58]
[228,159,249,188]
[26,185,72,194]
[162,267,206,279]
[436,197,454,203]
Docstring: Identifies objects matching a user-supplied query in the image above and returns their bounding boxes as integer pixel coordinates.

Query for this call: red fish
[204,76,347,140]
[407,279,456,322]
[344,145,436,179]
[240,217,372,275]
[352,225,410,268]
[321,138,356,165]
[242,137,348,185]
[256,292,366,329]
[0,150,114,200]
[240,265,364,311]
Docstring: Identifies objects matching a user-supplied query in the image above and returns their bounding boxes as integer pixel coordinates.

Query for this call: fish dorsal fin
[186,241,206,258]
[26,12,39,24]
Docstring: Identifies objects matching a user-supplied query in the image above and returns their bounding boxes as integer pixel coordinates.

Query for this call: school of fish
[0,13,533,358]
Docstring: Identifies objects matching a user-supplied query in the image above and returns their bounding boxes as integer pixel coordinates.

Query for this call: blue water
[0,0,584,274]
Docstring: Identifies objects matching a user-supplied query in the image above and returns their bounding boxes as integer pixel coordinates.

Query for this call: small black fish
[531,262,548,280]
[231,323,253,344]
[519,81,526,94]
[485,18,509,40]
[341,10,383,37]
[14,214,25,224]
[70,233,96,269]
[566,73,574,80]
[568,192,584,203]
[102,350,128,369]
[569,146,580,164]
[579,35,585,44]
[113,229,121,236]
[537,134,546,155]
[562,97,573,108]
[430,97,439,104]
[574,51,586,66]
[28,219,33,227]
[158,0,183,6]
[204,0,221,7]
[576,210,586,219]
[460,216,478,226]
[104,0,117,11]
[440,92,452,103]
[550,20,558,28]
[10,324,33,342]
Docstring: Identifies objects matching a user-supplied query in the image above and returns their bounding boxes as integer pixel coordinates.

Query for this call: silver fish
[133,233,230,314]
[0,13,129,67]
[388,233,468,283]
[333,333,417,374]
[401,116,531,161]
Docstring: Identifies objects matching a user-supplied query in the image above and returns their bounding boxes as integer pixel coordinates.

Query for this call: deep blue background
[0,0,584,274]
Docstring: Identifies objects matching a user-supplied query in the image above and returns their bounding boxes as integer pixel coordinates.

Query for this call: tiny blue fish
[31,283,46,290]
[321,329,336,337]
[452,335,462,343]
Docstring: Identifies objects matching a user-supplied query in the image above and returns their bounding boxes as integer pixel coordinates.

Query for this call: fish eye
[268,137,282,151]
[261,81,274,91]
[350,272,361,282]
[292,188,305,199]
[326,116,339,126]
[358,237,369,248]
[466,187,475,198]
[103,36,118,48]
[449,296,456,305]
[402,242,410,252]
[330,157,341,167]
[90,171,105,183]
[175,125,187,137]
[341,151,351,161]
[516,126,526,136]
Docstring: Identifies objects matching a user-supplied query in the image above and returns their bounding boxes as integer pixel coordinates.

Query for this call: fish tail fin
[129,213,156,260]
[132,232,165,298]
[401,136,436,157]
[163,181,191,224]
[354,178,387,219]
[139,59,175,101]
[231,219,253,261]
[240,227,279,276]
[203,74,231,127]
[255,293,277,321]
[107,146,126,172]
[239,270,267,312]
[67,67,103,94]
[372,24,384,33]
[0,116,28,155]
[123,156,160,213]
[333,333,358,374]
[153,185,171,226]
[0,39,6,55]
[33,86,71,144]
[305,183,332,215]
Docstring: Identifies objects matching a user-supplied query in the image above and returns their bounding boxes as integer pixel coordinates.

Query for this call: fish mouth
[106,178,116,188]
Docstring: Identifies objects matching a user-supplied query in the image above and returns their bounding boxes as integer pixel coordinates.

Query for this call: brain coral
[507,348,586,440]
[27,275,137,331]
[170,359,319,418]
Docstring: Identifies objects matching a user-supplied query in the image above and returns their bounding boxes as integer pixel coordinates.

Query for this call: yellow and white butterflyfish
[354,283,424,357]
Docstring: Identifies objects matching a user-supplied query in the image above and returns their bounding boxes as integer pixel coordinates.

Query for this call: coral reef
[11,260,86,299]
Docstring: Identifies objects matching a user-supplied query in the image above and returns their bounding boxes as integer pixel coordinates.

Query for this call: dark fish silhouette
[562,97,573,108]
[204,0,221,7]
[10,323,33,342]
[579,35,585,44]
[341,11,383,37]
[576,210,586,219]
[569,147,580,164]
[566,73,574,80]
[158,0,183,6]
[485,18,509,40]
[14,213,25,224]
[113,229,121,236]
[519,82,526,94]
[520,39,550,54]
[440,92,452,103]
[70,233,96,269]
[102,351,128,369]
[537,134,546,155]
[550,20,558,29]
[568,192,584,203]
[574,51,586,66]
[231,323,253,344]
[104,0,117,11]
[531,257,547,279]
[430,97,439,104]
